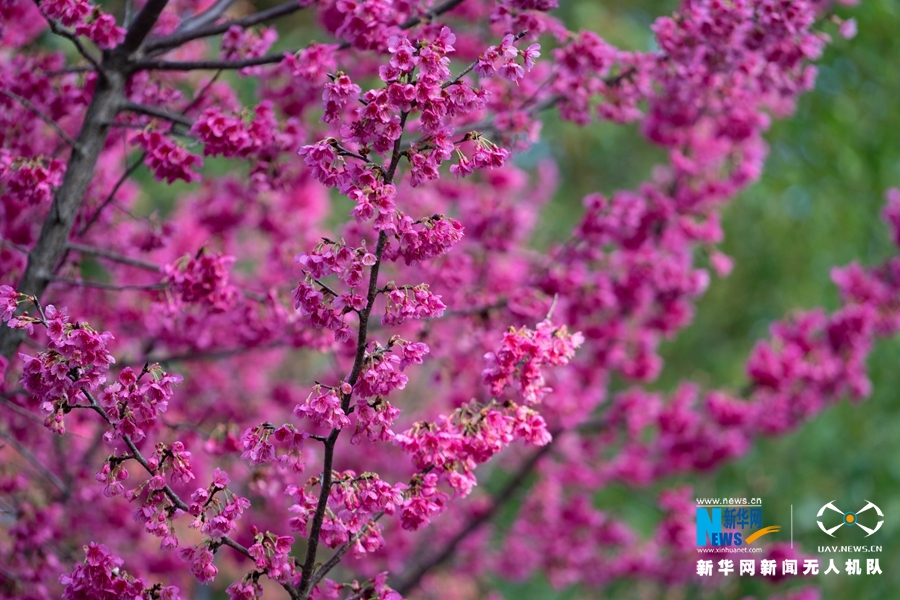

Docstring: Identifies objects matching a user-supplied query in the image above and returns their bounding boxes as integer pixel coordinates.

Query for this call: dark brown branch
[298,101,409,598]
[66,242,161,272]
[0,238,29,255]
[0,68,127,362]
[167,0,236,38]
[119,0,171,55]
[146,0,306,52]
[297,233,388,599]
[77,154,145,236]
[120,100,195,127]
[133,53,284,72]
[49,277,165,291]
[41,17,104,74]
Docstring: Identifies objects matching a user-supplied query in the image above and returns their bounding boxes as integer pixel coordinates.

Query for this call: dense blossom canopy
[0,0,883,599]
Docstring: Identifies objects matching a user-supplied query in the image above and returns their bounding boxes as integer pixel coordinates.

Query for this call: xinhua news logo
[696,499,780,548]
[817,500,884,538]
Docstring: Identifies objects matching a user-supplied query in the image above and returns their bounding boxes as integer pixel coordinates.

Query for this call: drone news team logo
[696,501,780,547]
[817,501,884,537]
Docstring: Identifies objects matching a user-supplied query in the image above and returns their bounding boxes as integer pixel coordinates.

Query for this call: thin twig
[78,155,144,236]
[66,242,161,272]
[0,238,29,255]
[442,30,529,89]
[49,277,165,291]
[120,101,195,127]
[41,16,104,74]
[0,395,46,426]
[79,387,301,597]
[135,0,469,72]
[297,103,408,598]
[0,90,80,151]
[127,343,285,366]
[308,514,385,590]
[166,0,237,39]
[393,441,557,594]
[0,428,68,495]
[146,0,305,53]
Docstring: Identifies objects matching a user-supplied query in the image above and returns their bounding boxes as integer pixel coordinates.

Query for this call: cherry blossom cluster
[0,152,64,206]
[163,251,237,311]
[294,384,351,431]
[248,528,295,583]
[483,319,585,404]
[386,214,464,265]
[185,468,253,541]
[60,543,180,600]
[240,422,308,471]
[475,33,541,82]
[299,25,528,232]
[191,103,285,159]
[397,399,553,503]
[323,0,415,51]
[8,301,115,434]
[287,471,405,557]
[40,0,125,49]
[381,283,445,326]
[221,26,278,75]
[95,365,182,442]
[134,128,203,184]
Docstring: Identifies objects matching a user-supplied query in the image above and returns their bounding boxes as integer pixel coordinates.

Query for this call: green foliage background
[499,1,900,599]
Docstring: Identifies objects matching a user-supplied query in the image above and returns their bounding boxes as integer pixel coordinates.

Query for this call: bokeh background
[503,0,900,598]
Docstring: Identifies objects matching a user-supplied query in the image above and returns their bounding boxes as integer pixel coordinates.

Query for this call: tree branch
[77,154,145,236]
[120,100,195,127]
[79,387,299,598]
[66,242,161,272]
[49,277,165,291]
[119,0,171,56]
[0,69,126,362]
[146,0,306,53]
[41,16,104,74]
[0,427,68,495]
[398,0,466,28]
[79,72,220,238]
[135,0,469,72]
[133,53,285,72]
[0,90,81,152]
[392,440,557,595]
[168,0,237,38]
[298,104,410,598]
[297,232,388,599]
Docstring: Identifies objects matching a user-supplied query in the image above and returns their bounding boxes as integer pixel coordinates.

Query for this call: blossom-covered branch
[0,0,880,599]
